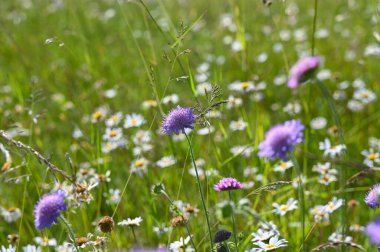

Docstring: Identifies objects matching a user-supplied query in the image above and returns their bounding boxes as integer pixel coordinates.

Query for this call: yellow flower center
[109,131,118,137]
[280,163,288,169]
[135,160,145,167]
[280,205,289,212]
[240,82,250,89]
[362,92,369,98]
[368,153,377,160]
[93,111,103,119]
[7,207,17,212]
[265,244,276,249]
[131,119,138,125]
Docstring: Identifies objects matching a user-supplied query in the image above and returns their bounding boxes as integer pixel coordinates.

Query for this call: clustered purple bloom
[258,119,304,160]
[162,106,196,136]
[365,217,380,245]
[365,184,380,208]
[213,178,243,191]
[288,56,321,88]
[34,190,67,230]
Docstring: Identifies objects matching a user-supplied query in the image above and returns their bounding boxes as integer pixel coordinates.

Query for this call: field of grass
[1,0,380,251]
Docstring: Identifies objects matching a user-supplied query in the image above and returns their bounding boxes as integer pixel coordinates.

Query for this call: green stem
[311,0,319,55]
[185,133,214,251]
[161,190,197,251]
[131,226,137,244]
[289,152,304,252]
[59,216,79,251]
[316,79,347,252]
[228,191,239,251]
[224,241,232,252]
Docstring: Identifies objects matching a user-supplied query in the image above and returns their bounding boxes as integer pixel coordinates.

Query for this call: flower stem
[131,226,137,244]
[228,191,239,251]
[59,216,79,251]
[224,241,231,252]
[289,152,304,252]
[185,133,214,251]
[311,0,319,56]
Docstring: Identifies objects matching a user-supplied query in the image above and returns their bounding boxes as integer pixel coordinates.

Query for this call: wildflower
[196,82,213,95]
[230,145,254,158]
[226,95,243,109]
[1,207,21,223]
[349,224,364,232]
[318,173,337,185]
[7,234,18,244]
[153,224,169,236]
[91,107,108,123]
[273,161,293,173]
[347,99,364,112]
[169,236,194,252]
[34,190,66,230]
[197,126,215,135]
[361,149,380,167]
[33,237,57,246]
[328,231,352,243]
[103,127,123,142]
[288,56,321,88]
[124,114,146,128]
[319,138,346,157]
[365,184,380,208]
[162,94,179,105]
[156,156,176,168]
[251,229,276,242]
[229,118,248,131]
[365,217,380,245]
[1,245,16,252]
[130,158,149,174]
[228,81,255,93]
[213,230,232,243]
[98,216,114,233]
[22,245,40,252]
[310,117,327,130]
[272,198,298,216]
[142,99,158,109]
[118,217,143,227]
[310,205,329,223]
[251,236,288,251]
[214,178,243,191]
[325,197,343,213]
[161,106,196,136]
[258,120,304,160]
[292,175,307,188]
[353,88,377,104]
[105,112,123,127]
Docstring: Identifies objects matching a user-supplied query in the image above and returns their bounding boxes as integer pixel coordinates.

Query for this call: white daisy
[230,145,254,158]
[353,88,377,104]
[196,82,213,95]
[319,138,346,157]
[361,148,380,167]
[1,207,21,223]
[310,117,327,130]
[169,236,194,252]
[103,128,123,142]
[272,198,298,216]
[229,118,248,131]
[274,161,293,173]
[324,197,343,213]
[226,95,243,109]
[124,114,146,128]
[162,94,179,104]
[251,235,288,251]
[33,237,57,246]
[118,217,143,227]
[105,112,123,127]
[156,156,176,168]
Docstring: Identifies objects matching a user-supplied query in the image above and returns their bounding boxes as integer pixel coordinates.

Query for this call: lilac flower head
[258,120,304,160]
[288,56,321,88]
[34,190,67,230]
[365,184,380,208]
[162,106,196,136]
[214,178,243,191]
[365,216,380,245]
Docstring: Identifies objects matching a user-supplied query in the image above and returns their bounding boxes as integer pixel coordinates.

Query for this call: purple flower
[366,217,380,245]
[288,56,321,88]
[162,106,196,136]
[365,184,380,208]
[34,190,67,230]
[258,120,304,160]
[214,178,243,191]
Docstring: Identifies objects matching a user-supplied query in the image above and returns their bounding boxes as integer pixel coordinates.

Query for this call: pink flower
[288,56,321,88]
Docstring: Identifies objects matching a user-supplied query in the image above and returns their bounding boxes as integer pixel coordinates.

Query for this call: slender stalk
[289,152,304,252]
[161,190,197,251]
[223,241,232,252]
[228,191,239,251]
[311,0,319,56]
[316,79,347,252]
[59,216,79,251]
[131,227,137,244]
[185,133,214,251]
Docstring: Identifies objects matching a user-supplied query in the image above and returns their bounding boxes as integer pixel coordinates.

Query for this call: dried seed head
[98,216,114,233]
[76,237,89,246]
[170,215,188,228]
[348,199,359,209]
[7,234,18,244]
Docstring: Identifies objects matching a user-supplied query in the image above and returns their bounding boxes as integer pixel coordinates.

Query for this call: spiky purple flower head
[34,190,67,230]
[214,178,243,191]
[365,184,380,208]
[162,106,196,136]
[258,120,304,160]
[365,216,380,245]
[288,56,321,88]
